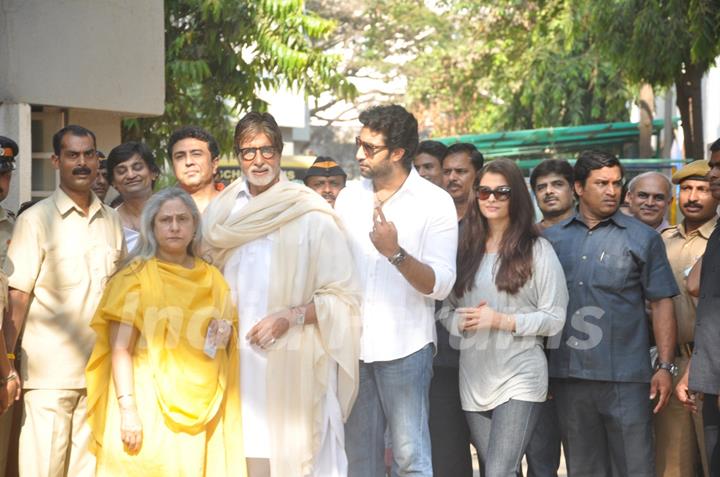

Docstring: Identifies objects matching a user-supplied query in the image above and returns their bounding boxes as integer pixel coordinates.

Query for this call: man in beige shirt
[657,159,718,477]
[4,125,124,477]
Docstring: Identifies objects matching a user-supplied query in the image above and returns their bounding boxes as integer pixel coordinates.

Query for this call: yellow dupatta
[86,257,244,473]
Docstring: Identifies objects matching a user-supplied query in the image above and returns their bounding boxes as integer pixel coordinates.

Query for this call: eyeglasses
[238,146,277,161]
[355,137,389,158]
[475,186,512,201]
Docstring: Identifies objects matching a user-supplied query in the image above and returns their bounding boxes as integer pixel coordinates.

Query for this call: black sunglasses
[475,186,512,201]
[355,137,389,158]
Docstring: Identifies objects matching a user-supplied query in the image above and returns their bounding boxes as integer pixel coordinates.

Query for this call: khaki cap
[672,160,710,184]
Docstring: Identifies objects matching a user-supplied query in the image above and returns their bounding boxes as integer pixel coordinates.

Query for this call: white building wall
[0,0,164,116]
[702,63,720,153]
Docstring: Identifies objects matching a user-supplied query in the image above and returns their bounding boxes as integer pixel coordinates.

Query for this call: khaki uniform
[0,207,13,477]
[7,189,123,477]
[656,217,718,477]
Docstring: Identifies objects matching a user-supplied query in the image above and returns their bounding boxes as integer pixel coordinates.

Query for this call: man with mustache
[442,142,484,220]
[523,158,575,477]
[654,159,717,477]
[544,150,678,477]
[679,138,720,475]
[531,159,575,230]
[202,112,360,477]
[428,141,483,477]
[303,156,347,208]
[3,125,124,477]
[626,171,673,231]
[169,126,221,213]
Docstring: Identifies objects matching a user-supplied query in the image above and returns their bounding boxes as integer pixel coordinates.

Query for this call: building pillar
[0,102,32,213]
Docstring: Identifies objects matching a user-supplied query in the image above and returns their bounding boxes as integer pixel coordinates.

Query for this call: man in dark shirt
[544,150,678,476]
[430,143,483,477]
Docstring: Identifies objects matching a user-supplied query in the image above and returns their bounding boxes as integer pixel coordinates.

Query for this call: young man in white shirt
[336,104,458,477]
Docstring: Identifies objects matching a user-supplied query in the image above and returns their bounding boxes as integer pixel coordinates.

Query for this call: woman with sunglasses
[448,158,568,477]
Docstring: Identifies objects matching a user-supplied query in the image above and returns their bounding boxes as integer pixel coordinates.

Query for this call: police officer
[302,156,347,207]
[0,135,17,477]
[0,137,17,267]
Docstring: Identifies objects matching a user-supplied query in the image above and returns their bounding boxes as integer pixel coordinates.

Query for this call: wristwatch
[655,361,679,377]
[388,247,407,266]
[292,306,306,326]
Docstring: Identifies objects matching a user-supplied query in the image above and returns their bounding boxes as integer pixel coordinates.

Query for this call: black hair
[106,142,160,185]
[168,126,220,160]
[530,159,574,190]
[234,112,283,156]
[710,138,720,153]
[444,143,484,171]
[359,105,419,170]
[96,150,106,159]
[52,125,96,156]
[573,150,624,187]
[416,140,447,161]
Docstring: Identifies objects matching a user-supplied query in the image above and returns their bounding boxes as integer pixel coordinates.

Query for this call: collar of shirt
[52,187,104,219]
[562,208,629,230]
[358,167,422,204]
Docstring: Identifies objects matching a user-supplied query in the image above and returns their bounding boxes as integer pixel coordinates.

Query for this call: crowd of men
[0,101,717,477]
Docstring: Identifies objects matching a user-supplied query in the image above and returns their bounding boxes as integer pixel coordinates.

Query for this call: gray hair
[116,187,202,271]
[627,171,672,196]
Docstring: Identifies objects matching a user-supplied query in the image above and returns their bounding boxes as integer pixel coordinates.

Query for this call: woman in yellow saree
[86,187,245,476]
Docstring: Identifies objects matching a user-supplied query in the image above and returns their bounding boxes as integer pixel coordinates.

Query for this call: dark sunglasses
[238,146,277,161]
[355,137,389,158]
[475,186,512,201]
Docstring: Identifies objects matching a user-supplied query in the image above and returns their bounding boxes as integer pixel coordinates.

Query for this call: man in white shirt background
[336,104,458,477]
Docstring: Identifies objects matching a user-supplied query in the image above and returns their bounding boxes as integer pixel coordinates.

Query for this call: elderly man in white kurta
[202,112,361,477]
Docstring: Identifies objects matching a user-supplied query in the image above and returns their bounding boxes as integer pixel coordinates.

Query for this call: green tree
[405,0,631,135]
[123,0,356,162]
[575,0,720,160]
[313,0,631,137]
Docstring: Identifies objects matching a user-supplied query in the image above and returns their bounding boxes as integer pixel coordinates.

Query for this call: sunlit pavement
[472,449,568,476]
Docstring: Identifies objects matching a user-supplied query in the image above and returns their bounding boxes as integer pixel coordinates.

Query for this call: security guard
[0,136,16,267]
[0,135,17,477]
[302,156,347,207]
[657,159,717,477]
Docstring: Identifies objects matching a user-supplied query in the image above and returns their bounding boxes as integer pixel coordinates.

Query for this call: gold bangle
[117,393,134,401]
[6,353,15,360]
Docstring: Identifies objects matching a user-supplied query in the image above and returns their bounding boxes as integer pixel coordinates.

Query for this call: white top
[448,239,568,411]
[335,168,458,362]
[222,180,345,471]
[223,183,273,458]
[123,226,139,253]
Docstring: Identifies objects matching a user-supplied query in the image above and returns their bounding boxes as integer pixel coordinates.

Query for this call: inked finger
[376,207,388,224]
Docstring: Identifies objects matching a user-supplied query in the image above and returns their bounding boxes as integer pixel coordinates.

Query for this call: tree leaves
[122,0,356,165]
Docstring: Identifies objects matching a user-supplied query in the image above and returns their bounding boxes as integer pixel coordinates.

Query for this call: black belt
[676,342,694,357]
